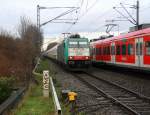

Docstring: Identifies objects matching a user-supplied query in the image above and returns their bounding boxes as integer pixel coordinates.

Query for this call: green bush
[0,77,14,104]
[36,59,49,74]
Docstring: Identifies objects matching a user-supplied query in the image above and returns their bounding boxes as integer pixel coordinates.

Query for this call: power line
[40,7,79,27]
[79,0,99,19]
[65,0,85,32]
[80,0,127,32]
[66,0,99,32]
[113,0,140,27]
[86,0,88,11]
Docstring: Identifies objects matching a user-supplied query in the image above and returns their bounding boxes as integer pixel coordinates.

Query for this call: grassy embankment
[13,58,70,115]
[13,58,54,115]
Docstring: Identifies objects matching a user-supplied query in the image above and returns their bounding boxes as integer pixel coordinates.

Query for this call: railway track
[73,72,150,115]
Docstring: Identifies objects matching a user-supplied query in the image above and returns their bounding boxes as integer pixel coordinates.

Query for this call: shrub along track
[73,72,150,115]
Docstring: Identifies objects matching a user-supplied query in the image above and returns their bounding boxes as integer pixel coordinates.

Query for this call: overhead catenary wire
[66,0,99,32]
[78,0,99,19]
[77,0,127,32]
[65,0,85,33]
[86,0,89,11]
[44,0,150,41]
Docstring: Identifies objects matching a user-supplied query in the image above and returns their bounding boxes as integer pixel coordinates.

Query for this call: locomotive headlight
[86,56,89,59]
[69,56,73,59]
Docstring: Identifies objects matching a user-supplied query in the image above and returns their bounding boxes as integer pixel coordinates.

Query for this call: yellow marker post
[68,92,77,115]
[68,92,77,101]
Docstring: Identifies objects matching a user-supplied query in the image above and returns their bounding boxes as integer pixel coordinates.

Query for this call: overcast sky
[1,0,150,38]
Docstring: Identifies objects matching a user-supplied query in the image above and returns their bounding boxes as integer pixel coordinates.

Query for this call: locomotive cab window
[145,41,150,55]
[69,41,78,47]
[79,41,88,48]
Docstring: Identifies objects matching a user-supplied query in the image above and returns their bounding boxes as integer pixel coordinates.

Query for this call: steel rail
[82,72,150,114]
[85,72,150,103]
[73,73,141,115]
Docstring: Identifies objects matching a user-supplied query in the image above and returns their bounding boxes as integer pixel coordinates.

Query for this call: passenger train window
[96,48,99,55]
[140,43,142,55]
[145,41,150,55]
[116,45,120,55]
[90,48,93,56]
[105,47,107,55]
[104,46,109,55]
[111,46,115,55]
[103,47,106,55]
[107,46,110,55]
[94,48,96,55]
[122,44,126,55]
[99,48,101,55]
[136,43,139,55]
[128,44,134,55]
[92,48,95,55]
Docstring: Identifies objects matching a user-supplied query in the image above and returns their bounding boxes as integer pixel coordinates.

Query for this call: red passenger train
[90,28,150,70]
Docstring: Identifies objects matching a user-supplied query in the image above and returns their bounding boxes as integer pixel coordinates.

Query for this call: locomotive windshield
[69,40,88,48]
[69,41,78,48]
[79,41,88,48]
[68,39,90,56]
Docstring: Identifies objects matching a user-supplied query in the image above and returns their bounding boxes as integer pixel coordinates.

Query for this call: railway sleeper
[121,101,145,106]
[96,98,111,101]
[104,90,124,93]
[139,111,150,115]
[107,93,131,97]
[118,99,143,102]
[95,97,106,100]
[130,105,150,110]
[127,103,150,106]
[119,99,144,103]
[117,97,136,100]
[102,89,130,97]
[124,105,150,111]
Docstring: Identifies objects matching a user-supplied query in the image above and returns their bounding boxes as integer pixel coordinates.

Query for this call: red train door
[111,42,115,63]
[135,38,143,67]
[143,37,150,66]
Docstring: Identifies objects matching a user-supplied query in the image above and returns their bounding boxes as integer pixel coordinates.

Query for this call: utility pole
[36,5,79,51]
[136,0,139,27]
[37,5,40,29]
[36,5,79,29]
[113,0,140,29]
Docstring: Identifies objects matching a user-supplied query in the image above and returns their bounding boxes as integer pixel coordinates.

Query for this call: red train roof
[91,28,150,45]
